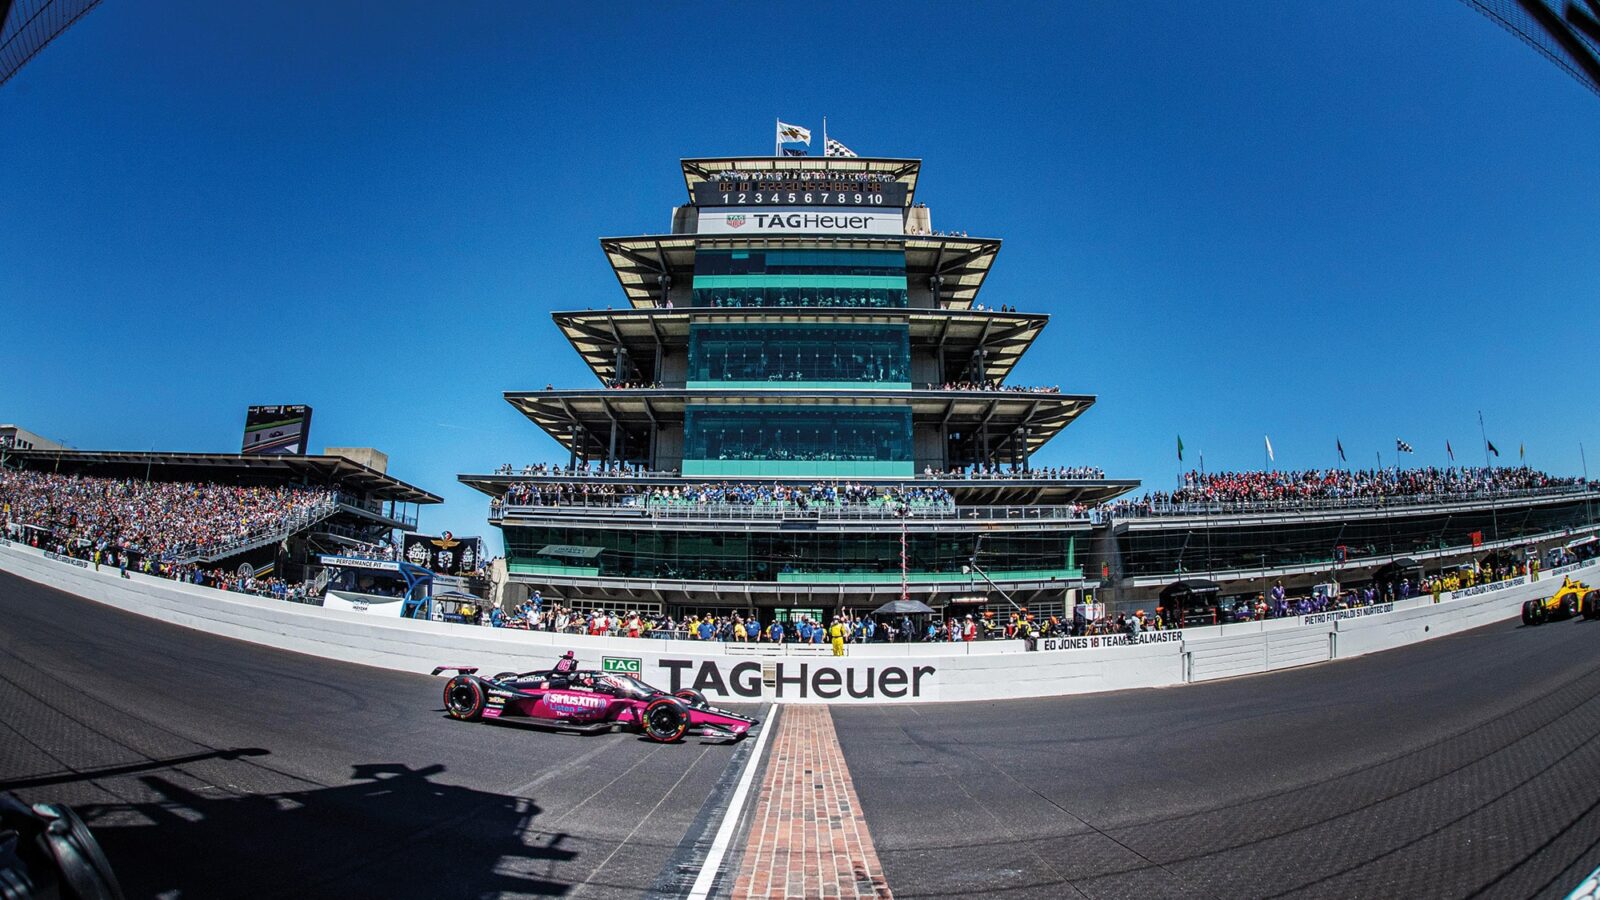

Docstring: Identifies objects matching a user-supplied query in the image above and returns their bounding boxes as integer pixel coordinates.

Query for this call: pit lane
[6,565,1600,899]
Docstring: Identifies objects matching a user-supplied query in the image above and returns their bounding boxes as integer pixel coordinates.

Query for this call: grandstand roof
[551,307,1048,385]
[680,157,921,207]
[2,450,442,503]
[599,234,1001,309]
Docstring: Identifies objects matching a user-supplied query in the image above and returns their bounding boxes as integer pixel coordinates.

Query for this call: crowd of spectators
[606,380,661,389]
[0,470,334,562]
[495,481,954,513]
[1109,466,1583,516]
[920,464,1106,480]
[939,380,1061,394]
[710,170,896,185]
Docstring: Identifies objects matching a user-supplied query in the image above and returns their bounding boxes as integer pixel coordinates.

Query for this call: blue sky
[3,0,1599,548]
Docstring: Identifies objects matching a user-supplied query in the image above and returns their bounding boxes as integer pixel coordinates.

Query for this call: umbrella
[1158,579,1220,602]
[872,599,936,615]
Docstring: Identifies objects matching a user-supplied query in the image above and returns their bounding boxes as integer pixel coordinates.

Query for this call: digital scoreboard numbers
[692,178,908,208]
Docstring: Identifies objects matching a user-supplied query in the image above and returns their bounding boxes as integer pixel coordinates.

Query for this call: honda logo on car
[602,656,641,674]
[658,659,934,700]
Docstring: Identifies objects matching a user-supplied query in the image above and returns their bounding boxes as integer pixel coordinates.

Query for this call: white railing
[168,498,342,564]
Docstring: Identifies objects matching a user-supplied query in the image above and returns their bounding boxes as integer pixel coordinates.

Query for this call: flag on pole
[780,147,808,156]
[824,137,858,158]
[1520,443,1525,461]
[1265,435,1275,463]
[776,121,812,145]
[1336,438,1346,462]
[1447,441,1454,462]
[1487,439,1500,457]
[1177,435,1184,462]
[1396,439,1414,453]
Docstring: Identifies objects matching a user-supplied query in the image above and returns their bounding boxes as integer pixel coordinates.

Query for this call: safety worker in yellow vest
[829,618,846,657]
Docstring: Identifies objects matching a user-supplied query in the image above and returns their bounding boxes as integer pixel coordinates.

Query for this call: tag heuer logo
[602,656,641,674]
[725,214,745,229]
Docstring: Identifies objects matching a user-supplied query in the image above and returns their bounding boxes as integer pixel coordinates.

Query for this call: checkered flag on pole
[1396,439,1414,453]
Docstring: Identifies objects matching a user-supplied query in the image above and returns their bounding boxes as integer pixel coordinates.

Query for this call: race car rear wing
[430,666,480,676]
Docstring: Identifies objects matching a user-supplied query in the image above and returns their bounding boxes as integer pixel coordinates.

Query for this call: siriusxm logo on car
[658,660,935,701]
[544,691,607,715]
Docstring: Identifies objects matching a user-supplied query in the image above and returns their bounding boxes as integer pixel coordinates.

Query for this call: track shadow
[79,760,576,898]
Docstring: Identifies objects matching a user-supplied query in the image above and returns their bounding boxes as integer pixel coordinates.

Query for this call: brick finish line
[731,706,891,899]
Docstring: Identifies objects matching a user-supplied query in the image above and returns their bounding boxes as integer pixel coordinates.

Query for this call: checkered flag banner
[1396,439,1414,453]
[825,137,858,158]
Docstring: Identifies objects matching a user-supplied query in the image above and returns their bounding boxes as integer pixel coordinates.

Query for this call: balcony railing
[1108,484,1596,520]
[492,499,1093,523]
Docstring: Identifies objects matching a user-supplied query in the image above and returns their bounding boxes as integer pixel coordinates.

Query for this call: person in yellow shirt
[734,619,748,641]
[828,618,846,656]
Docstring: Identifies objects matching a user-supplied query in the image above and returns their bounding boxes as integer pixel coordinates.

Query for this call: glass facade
[682,404,914,477]
[691,249,908,308]
[687,323,910,387]
[505,525,1078,584]
[1119,498,1596,577]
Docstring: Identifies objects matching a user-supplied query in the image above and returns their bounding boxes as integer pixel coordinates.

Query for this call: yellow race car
[1521,576,1595,626]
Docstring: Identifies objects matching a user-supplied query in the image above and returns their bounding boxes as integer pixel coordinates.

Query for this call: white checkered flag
[825,137,858,158]
[1396,439,1414,453]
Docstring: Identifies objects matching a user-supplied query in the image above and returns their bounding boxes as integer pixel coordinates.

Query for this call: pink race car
[432,656,757,744]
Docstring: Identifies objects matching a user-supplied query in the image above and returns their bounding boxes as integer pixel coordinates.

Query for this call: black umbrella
[873,599,936,615]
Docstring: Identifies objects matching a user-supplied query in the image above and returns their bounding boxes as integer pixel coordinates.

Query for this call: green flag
[1177,434,1184,462]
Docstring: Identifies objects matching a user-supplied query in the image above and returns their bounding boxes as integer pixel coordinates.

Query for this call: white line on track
[686,705,779,900]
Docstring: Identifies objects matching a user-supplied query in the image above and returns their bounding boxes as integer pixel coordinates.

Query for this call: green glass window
[687,323,910,387]
[504,526,1079,583]
[691,249,909,308]
[682,404,912,476]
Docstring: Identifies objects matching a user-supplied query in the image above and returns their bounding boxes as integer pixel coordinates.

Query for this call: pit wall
[1,538,1591,705]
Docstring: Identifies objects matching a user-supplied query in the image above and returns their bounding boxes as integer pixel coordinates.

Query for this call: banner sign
[692,179,907,208]
[1451,575,1527,599]
[403,532,481,575]
[241,405,313,456]
[655,659,936,701]
[44,550,89,569]
[696,206,904,236]
[1300,602,1395,626]
[1034,631,1184,652]
[317,554,402,573]
[602,656,642,674]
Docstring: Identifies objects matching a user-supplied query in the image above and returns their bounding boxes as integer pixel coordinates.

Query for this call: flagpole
[775,117,780,157]
[1479,410,1500,543]
[823,116,828,161]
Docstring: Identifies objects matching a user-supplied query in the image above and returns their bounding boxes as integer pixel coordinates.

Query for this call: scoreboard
[692,177,908,208]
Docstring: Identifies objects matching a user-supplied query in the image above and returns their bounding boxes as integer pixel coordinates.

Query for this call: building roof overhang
[551,307,1048,385]
[503,388,1093,458]
[599,233,1000,310]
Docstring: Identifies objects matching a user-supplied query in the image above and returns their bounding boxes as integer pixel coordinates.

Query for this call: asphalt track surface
[4,567,1600,899]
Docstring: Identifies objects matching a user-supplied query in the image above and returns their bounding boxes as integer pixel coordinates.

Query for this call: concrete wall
[2,537,1591,705]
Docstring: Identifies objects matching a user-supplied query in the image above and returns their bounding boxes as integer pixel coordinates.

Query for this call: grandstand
[0,0,100,88]
[1,448,441,583]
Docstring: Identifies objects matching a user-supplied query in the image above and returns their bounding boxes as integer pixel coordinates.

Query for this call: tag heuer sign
[724,214,746,229]
[602,656,641,674]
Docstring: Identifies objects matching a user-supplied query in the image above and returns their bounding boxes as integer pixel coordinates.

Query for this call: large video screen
[403,532,482,575]
[241,405,313,456]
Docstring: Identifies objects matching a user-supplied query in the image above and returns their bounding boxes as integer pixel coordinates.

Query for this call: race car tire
[1583,591,1600,621]
[444,676,486,721]
[1521,600,1543,626]
[1562,593,1579,620]
[673,689,708,708]
[642,698,688,743]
